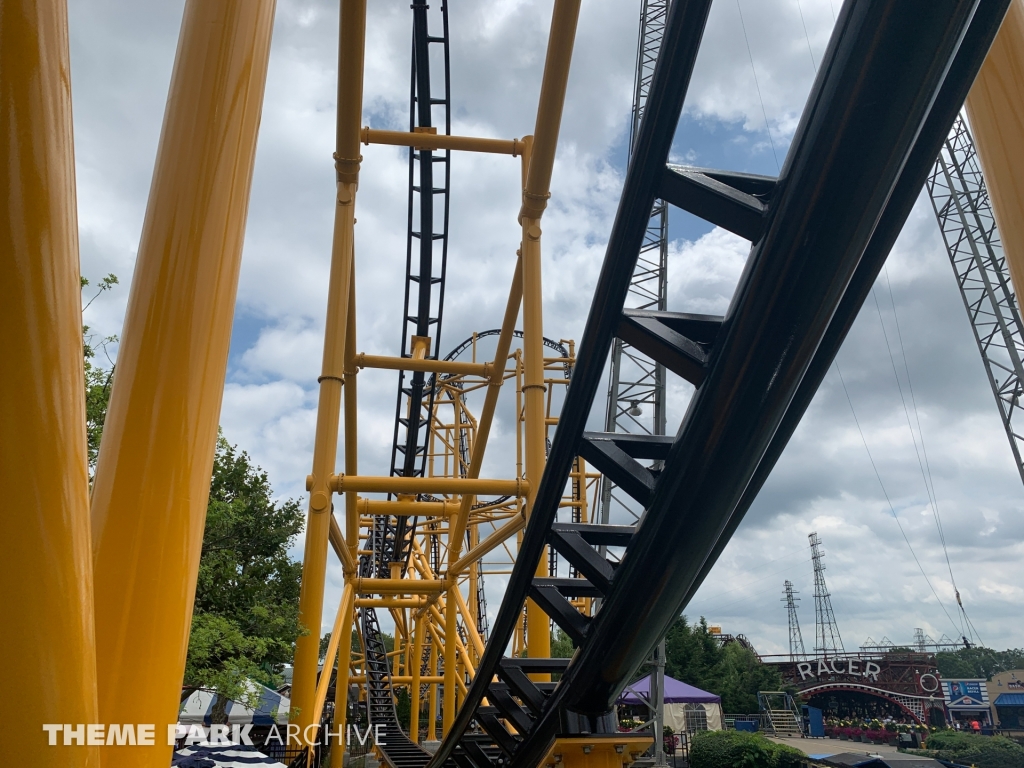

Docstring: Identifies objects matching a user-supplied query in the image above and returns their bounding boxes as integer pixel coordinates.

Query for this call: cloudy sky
[71,0,1020,656]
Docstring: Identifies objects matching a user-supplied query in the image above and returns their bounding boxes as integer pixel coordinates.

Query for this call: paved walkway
[767,735,902,758]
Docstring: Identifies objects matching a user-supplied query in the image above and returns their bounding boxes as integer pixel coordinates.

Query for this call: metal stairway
[758,692,803,737]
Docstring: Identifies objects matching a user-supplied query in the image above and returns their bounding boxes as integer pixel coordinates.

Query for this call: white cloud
[70,0,1022,651]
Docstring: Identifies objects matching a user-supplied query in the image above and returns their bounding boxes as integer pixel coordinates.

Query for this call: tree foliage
[185,437,305,716]
[80,274,119,477]
[914,731,1024,768]
[664,616,785,714]
[936,647,1024,680]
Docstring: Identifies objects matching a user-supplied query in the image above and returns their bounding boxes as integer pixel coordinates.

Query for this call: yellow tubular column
[0,3,98,766]
[522,0,582,674]
[292,0,367,740]
[443,587,459,734]
[344,262,360,566]
[410,615,424,743]
[329,599,355,768]
[427,635,439,742]
[965,0,1024,293]
[89,3,275,766]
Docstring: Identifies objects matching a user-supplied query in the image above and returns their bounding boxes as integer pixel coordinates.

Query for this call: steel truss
[599,0,670,531]
[927,114,1024,485]
[425,2,1009,768]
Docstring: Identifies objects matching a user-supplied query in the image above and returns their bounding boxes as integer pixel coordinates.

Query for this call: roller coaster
[6,1,1024,768]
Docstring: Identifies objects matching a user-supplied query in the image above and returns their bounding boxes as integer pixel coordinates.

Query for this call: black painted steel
[426,1,716,765]
[425,1,1005,768]
[678,0,1014,613]
[555,0,982,716]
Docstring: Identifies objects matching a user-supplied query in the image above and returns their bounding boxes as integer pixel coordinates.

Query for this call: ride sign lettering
[797,658,881,682]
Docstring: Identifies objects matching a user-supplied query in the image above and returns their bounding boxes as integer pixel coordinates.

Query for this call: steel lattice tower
[598,0,670,531]
[595,3,670,763]
[809,532,844,657]
[926,115,1024,486]
[782,580,807,661]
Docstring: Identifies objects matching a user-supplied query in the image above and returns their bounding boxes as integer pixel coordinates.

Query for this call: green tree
[551,628,575,658]
[184,437,305,721]
[663,616,785,714]
[936,647,1024,680]
[80,274,118,477]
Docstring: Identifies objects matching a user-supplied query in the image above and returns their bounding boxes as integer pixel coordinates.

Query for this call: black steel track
[421,3,1011,768]
[360,4,456,768]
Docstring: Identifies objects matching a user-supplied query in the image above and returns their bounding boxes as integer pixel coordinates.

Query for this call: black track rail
[421,3,1010,768]
[361,4,455,767]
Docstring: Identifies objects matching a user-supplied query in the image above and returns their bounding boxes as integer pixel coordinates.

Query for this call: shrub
[690,730,804,768]
[911,731,1024,768]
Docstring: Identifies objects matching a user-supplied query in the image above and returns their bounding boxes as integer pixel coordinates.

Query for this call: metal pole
[522,0,582,676]
[89,3,275,766]
[291,0,367,738]
[652,639,667,766]
[1,3,99,765]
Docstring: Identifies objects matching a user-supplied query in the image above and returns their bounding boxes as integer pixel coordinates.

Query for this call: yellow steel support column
[442,585,459,734]
[89,3,275,766]
[329,599,355,768]
[1,3,98,765]
[292,0,367,740]
[409,614,425,744]
[427,636,439,741]
[965,0,1024,294]
[344,262,360,566]
[522,0,581,674]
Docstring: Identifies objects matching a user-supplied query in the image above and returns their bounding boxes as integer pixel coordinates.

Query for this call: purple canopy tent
[618,675,721,705]
[618,675,723,732]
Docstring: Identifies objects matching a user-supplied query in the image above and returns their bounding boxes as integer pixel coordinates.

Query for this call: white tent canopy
[179,681,289,726]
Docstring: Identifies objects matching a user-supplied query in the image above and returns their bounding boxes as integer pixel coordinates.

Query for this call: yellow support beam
[357,497,458,517]
[523,0,582,674]
[409,614,425,743]
[292,0,367,740]
[354,353,492,377]
[450,515,525,574]
[329,584,356,768]
[1,3,99,765]
[362,127,524,156]
[355,598,430,608]
[312,584,354,739]
[88,3,276,765]
[354,578,446,595]
[328,474,528,496]
[539,737,654,768]
[965,0,1024,297]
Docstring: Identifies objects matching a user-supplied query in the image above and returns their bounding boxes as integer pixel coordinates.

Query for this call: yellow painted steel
[410,614,425,743]
[87,3,275,765]
[362,127,524,156]
[358,498,457,516]
[292,0,368,736]
[355,578,446,594]
[965,0,1024,296]
[313,584,354,743]
[539,737,654,768]
[450,515,526,574]
[330,474,528,495]
[1,3,99,765]
[329,603,355,768]
[523,0,582,673]
[355,352,492,377]
[446,249,526,563]
[443,585,459,734]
